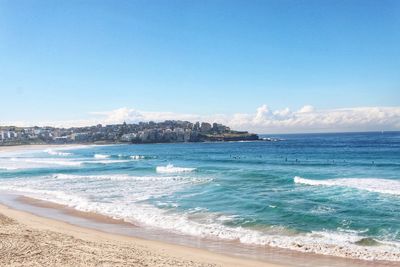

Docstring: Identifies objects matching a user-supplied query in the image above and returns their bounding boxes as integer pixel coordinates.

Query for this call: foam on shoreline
[1,142,400,263]
[0,202,275,267]
[0,185,399,262]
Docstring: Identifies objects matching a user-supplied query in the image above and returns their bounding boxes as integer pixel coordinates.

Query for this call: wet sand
[18,196,136,227]
[0,195,395,267]
[0,145,397,267]
[0,203,283,267]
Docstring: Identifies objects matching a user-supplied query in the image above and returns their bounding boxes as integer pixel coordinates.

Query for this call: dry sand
[0,204,283,267]
[0,145,395,267]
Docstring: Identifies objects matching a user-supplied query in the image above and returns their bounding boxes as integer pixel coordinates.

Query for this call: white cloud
[253,104,270,123]
[297,105,315,114]
[273,107,291,119]
[91,107,145,124]
[227,105,400,133]
[2,105,400,134]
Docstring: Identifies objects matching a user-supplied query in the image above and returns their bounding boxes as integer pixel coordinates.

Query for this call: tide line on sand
[0,203,279,267]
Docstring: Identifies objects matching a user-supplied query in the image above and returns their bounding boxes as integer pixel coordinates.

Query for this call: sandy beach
[0,144,398,267]
[0,203,282,267]
[3,0,399,265]
[0,145,278,266]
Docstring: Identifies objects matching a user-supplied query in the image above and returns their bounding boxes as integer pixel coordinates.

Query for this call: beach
[0,138,399,267]
[0,203,279,267]
[3,0,399,265]
[0,145,281,267]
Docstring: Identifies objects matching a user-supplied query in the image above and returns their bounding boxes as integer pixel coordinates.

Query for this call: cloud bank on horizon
[3,105,400,134]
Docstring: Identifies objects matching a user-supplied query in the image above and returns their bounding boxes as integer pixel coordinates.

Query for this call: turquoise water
[0,132,399,261]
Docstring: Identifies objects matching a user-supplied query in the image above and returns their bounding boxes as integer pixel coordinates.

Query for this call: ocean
[0,132,399,262]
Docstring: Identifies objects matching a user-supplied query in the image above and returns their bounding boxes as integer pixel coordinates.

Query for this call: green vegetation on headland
[0,121,260,146]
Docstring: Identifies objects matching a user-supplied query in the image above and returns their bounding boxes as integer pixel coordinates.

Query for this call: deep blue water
[0,132,399,261]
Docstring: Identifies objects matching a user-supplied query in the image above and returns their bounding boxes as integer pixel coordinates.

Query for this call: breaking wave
[156,164,196,174]
[0,167,18,171]
[294,176,400,196]
[0,184,399,261]
[94,154,110,159]
[10,158,83,167]
[52,173,210,183]
[2,157,135,169]
[86,159,130,164]
[130,155,145,160]
[44,149,73,156]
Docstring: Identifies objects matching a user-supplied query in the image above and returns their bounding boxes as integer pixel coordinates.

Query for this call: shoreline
[0,201,281,267]
[0,144,398,266]
[0,138,268,150]
[0,193,395,267]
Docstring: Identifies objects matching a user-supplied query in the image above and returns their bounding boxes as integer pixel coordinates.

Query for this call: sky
[0,0,399,133]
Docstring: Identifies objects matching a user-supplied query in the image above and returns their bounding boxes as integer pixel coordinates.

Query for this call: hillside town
[0,120,259,146]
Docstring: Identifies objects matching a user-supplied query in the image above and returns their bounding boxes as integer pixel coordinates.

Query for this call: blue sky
[0,0,399,132]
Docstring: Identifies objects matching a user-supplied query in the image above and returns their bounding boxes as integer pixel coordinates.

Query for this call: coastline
[0,144,281,266]
[0,194,396,267]
[0,137,265,150]
[0,144,398,267]
[0,202,281,267]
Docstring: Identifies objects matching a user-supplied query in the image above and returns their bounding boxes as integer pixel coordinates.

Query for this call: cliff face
[122,128,259,143]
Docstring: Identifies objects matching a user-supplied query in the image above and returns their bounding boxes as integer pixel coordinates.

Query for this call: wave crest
[156,164,196,174]
[44,149,72,156]
[52,173,209,183]
[130,155,145,160]
[3,186,399,261]
[294,176,400,196]
[94,154,110,159]
[10,158,83,167]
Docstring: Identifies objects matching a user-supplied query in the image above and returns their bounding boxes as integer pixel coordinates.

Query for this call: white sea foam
[156,164,196,174]
[54,145,92,151]
[94,154,110,159]
[1,143,399,262]
[0,148,129,170]
[0,167,18,171]
[87,159,130,164]
[1,178,399,261]
[294,176,400,196]
[130,155,145,160]
[4,188,399,261]
[1,157,129,169]
[44,149,73,156]
[0,186,90,210]
[10,158,83,167]
[52,173,210,183]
